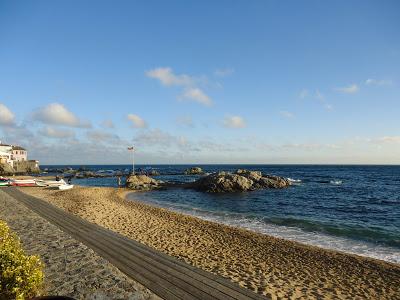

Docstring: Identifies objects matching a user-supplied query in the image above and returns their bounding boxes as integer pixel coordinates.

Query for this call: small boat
[0,178,10,187]
[10,179,36,187]
[58,184,73,190]
[35,179,66,187]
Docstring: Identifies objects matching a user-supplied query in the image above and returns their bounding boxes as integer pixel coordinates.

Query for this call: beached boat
[0,178,10,186]
[58,184,73,190]
[10,179,36,187]
[35,179,66,187]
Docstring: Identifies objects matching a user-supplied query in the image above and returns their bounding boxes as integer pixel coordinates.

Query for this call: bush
[0,220,44,300]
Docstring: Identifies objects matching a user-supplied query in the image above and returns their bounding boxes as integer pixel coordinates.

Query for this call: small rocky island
[184,167,204,175]
[191,169,290,192]
[125,174,164,191]
[126,169,290,193]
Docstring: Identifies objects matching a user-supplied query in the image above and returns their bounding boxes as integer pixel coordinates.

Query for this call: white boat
[58,184,73,190]
[35,179,66,187]
[10,179,36,187]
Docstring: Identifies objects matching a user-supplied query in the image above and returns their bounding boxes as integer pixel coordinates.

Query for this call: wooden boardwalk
[4,188,269,300]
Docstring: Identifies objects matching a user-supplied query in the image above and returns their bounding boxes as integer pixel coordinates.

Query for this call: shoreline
[127,191,400,265]
[17,185,400,299]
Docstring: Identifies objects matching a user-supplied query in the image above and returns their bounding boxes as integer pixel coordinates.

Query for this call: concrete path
[0,189,159,299]
[3,187,268,300]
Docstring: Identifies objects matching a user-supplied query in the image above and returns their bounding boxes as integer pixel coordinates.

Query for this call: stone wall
[13,160,40,174]
[0,160,40,175]
[0,163,15,175]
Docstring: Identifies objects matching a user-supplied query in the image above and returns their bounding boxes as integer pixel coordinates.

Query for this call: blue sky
[0,0,399,164]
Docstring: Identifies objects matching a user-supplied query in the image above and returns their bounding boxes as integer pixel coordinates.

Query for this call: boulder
[235,169,262,181]
[192,170,290,193]
[192,171,254,192]
[126,174,163,191]
[184,167,204,175]
[0,163,15,175]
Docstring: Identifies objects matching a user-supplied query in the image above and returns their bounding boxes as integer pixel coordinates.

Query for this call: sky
[0,0,399,164]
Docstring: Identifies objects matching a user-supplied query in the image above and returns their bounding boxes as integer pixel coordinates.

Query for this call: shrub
[0,220,44,300]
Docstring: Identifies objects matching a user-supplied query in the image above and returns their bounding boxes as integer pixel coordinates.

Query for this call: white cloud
[299,89,309,99]
[86,130,121,143]
[0,103,15,126]
[223,115,246,128]
[214,68,234,77]
[101,119,115,128]
[180,88,213,106]
[134,128,187,148]
[39,126,75,139]
[146,67,213,107]
[280,111,294,118]
[365,79,393,86]
[335,84,359,94]
[32,103,91,128]
[127,114,147,128]
[146,67,193,86]
[373,136,400,144]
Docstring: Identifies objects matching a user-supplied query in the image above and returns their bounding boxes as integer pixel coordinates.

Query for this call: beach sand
[19,186,400,299]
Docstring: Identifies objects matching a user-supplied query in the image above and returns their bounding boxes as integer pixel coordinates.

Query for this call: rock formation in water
[184,167,204,175]
[125,174,164,191]
[191,169,290,192]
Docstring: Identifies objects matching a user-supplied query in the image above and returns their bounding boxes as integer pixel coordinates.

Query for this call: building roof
[12,146,26,151]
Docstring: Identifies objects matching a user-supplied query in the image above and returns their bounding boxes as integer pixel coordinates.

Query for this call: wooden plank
[3,188,269,300]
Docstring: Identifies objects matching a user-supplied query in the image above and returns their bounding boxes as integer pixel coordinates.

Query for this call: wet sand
[19,186,400,299]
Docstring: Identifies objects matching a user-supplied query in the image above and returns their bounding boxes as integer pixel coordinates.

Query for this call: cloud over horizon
[31,103,91,128]
[223,115,246,128]
[0,103,15,126]
[39,126,75,139]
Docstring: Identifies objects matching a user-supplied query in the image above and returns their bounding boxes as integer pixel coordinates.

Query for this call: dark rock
[184,167,204,175]
[192,169,290,193]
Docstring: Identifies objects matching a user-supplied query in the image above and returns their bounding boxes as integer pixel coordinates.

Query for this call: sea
[41,164,400,264]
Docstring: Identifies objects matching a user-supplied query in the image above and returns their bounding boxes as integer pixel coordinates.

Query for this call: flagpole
[132,147,135,175]
[128,146,135,175]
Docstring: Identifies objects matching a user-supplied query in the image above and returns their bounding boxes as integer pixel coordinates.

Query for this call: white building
[11,145,28,161]
[0,141,28,166]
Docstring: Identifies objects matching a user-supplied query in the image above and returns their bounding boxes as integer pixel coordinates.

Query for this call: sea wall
[0,161,40,175]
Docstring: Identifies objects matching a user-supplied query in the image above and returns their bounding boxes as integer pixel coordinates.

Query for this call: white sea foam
[287,178,302,183]
[330,180,342,185]
[152,203,400,264]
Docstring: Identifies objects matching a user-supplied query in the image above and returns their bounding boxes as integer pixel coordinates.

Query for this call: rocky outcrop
[184,167,204,175]
[191,169,290,193]
[0,161,40,175]
[13,161,40,174]
[125,174,164,191]
[0,163,15,175]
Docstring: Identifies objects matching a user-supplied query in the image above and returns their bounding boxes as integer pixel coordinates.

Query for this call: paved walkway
[0,189,158,300]
[3,187,268,300]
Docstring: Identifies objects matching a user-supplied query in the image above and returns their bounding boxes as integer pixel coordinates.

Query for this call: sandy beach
[18,185,400,299]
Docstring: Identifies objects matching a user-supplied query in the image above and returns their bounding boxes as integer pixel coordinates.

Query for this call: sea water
[43,164,400,264]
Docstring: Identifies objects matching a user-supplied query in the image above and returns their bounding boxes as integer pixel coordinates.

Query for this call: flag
[127,146,134,151]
